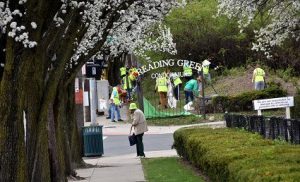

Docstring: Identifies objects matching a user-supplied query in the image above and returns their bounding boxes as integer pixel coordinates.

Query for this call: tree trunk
[0,39,27,181]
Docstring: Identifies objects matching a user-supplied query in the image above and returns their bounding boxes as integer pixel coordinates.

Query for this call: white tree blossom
[217,0,300,58]
[69,0,184,67]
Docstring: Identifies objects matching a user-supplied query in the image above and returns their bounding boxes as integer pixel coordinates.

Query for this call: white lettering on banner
[151,72,184,79]
[138,59,202,75]
[253,97,294,110]
[177,59,184,66]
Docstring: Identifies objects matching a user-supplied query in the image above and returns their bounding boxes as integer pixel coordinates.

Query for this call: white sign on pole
[83,92,89,106]
[75,78,79,92]
[253,97,294,110]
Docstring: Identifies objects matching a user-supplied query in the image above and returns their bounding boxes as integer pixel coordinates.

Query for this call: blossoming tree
[0,0,184,181]
[217,0,300,58]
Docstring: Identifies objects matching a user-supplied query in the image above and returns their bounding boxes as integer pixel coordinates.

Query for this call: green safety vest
[203,65,209,74]
[157,77,168,92]
[123,76,132,90]
[173,76,182,87]
[254,68,265,82]
[120,67,126,76]
[112,88,121,105]
[183,66,193,76]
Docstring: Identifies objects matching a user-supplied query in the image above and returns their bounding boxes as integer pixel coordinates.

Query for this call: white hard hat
[202,59,211,66]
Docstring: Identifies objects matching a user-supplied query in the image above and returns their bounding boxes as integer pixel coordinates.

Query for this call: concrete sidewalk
[69,150,177,182]
[72,114,225,182]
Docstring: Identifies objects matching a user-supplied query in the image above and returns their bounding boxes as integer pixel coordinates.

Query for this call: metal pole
[201,68,206,119]
[89,78,97,126]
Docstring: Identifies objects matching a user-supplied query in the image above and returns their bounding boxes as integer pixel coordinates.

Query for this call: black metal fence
[224,113,300,144]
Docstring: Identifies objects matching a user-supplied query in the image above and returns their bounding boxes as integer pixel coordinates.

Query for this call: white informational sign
[253,97,294,110]
[83,92,89,106]
[75,78,79,92]
[97,80,109,113]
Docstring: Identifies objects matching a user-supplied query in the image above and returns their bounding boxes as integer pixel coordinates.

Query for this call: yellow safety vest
[183,66,193,76]
[112,88,121,105]
[173,76,182,87]
[157,77,168,92]
[130,67,137,73]
[120,67,126,77]
[203,65,209,74]
[254,68,265,82]
[129,73,136,81]
[123,76,132,90]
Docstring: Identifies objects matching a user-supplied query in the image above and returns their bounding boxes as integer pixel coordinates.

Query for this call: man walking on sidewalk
[130,103,148,157]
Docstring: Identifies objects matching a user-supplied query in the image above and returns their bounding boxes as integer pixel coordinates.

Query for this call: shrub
[173,128,300,182]
[211,85,287,112]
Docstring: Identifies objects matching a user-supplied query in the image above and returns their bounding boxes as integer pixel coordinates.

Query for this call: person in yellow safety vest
[202,59,211,83]
[120,66,126,78]
[183,64,193,80]
[155,73,168,109]
[169,72,182,100]
[129,66,138,81]
[122,73,133,100]
[252,64,266,90]
[110,86,123,122]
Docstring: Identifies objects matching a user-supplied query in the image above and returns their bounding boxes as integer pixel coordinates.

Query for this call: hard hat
[202,59,211,66]
[129,103,138,110]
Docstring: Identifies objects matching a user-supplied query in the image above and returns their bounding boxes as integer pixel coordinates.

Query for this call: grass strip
[142,157,205,182]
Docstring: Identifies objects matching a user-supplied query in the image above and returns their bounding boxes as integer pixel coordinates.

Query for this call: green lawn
[146,114,223,126]
[142,157,205,182]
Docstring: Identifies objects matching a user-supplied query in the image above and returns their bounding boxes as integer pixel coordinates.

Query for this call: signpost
[253,97,294,119]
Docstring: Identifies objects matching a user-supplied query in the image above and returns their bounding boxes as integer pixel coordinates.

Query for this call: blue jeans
[173,85,180,100]
[184,90,194,104]
[255,81,265,90]
[111,104,121,121]
[126,88,132,99]
[107,104,112,117]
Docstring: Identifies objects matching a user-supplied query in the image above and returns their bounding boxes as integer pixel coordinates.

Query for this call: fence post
[286,107,291,119]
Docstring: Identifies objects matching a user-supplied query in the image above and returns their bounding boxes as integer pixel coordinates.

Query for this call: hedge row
[211,86,287,112]
[173,128,300,182]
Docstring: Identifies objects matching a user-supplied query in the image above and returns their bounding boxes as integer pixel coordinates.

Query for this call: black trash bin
[82,126,104,157]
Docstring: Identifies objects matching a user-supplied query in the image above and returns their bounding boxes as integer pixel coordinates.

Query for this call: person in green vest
[155,73,168,109]
[110,85,123,122]
[184,76,201,104]
[252,63,266,90]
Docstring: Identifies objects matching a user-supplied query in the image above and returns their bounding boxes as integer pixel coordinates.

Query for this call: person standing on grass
[252,63,266,90]
[129,103,148,157]
[155,73,168,109]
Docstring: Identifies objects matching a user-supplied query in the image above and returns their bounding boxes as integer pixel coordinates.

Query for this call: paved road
[103,134,174,156]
